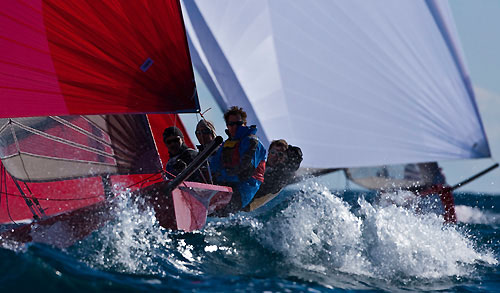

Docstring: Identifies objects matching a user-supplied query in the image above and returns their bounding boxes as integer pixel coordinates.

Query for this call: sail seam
[9,120,31,181]
[10,120,116,159]
[3,152,119,166]
[50,116,113,147]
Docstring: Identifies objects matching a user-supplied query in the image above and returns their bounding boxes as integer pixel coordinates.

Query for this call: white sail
[182,0,490,169]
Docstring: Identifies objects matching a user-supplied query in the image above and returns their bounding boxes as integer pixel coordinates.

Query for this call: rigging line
[0,190,104,201]
[164,169,189,188]
[206,161,214,185]
[126,172,165,188]
[10,120,116,159]
[198,169,208,185]
[140,176,165,189]
[4,151,119,166]
[200,107,212,119]
[0,163,3,207]
[11,177,40,221]
[4,168,17,225]
[9,120,30,181]
[0,120,9,135]
[145,114,165,170]
[23,182,47,218]
[50,116,114,147]
[9,121,42,219]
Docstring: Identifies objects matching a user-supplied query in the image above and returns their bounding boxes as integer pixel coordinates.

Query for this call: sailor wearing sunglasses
[210,106,267,215]
[163,126,200,181]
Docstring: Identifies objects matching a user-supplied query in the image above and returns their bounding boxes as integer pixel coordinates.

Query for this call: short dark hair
[163,126,184,140]
[224,106,247,124]
[269,139,288,150]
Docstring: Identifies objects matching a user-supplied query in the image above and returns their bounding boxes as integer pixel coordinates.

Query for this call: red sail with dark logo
[0,1,233,246]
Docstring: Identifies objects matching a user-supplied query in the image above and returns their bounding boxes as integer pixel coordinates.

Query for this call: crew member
[163,126,199,180]
[254,139,303,197]
[195,119,218,184]
[210,106,266,213]
[195,119,217,151]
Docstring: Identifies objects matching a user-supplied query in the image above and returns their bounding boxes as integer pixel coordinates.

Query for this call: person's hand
[172,160,187,173]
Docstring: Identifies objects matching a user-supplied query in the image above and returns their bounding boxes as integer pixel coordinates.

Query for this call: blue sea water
[1,181,498,292]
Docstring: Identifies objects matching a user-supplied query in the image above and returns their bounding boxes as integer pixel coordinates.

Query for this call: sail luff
[425,0,490,157]
[182,0,270,147]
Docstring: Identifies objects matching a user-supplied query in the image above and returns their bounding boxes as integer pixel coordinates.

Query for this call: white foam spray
[251,181,497,281]
[256,182,371,276]
[74,181,497,284]
[76,188,204,276]
[455,205,499,226]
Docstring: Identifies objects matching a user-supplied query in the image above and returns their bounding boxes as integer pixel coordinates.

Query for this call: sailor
[254,139,303,198]
[194,119,218,184]
[163,126,199,180]
[210,106,266,214]
[195,119,217,150]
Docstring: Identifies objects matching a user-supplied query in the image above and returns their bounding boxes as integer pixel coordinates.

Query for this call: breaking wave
[253,183,497,281]
[69,182,497,289]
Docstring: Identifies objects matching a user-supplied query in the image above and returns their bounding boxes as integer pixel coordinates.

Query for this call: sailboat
[0,0,234,248]
[0,0,496,249]
[180,0,495,221]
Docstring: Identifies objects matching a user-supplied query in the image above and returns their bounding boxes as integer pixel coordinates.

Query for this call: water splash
[70,181,497,289]
[455,205,500,226]
[359,197,496,279]
[73,189,179,276]
[247,182,497,282]
[256,182,370,276]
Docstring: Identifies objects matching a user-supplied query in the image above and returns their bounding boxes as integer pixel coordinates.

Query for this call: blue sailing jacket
[210,125,267,208]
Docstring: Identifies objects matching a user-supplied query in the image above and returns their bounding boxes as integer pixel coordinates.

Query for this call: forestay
[182,0,491,169]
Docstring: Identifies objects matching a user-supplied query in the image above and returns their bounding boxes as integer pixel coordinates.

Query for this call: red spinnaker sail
[0,1,203,228]
[0,0,199,117]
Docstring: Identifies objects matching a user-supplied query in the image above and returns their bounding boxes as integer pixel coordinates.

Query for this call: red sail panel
[0,0,199,118]
[0,161,105,224]
[0,115,162,182]
[0,113,193,225]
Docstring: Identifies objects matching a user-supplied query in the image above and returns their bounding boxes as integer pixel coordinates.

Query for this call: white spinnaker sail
[182,0,490,169]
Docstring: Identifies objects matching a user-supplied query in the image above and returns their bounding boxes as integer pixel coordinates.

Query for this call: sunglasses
[270,150,285,157]
[165,137,181,145]
[196,129,213,135]
[226,121,244,127]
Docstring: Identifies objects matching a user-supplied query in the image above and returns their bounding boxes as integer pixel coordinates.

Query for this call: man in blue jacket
[211,106,266,214]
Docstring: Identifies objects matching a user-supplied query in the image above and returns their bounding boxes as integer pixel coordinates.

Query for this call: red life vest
[221,139,265,182]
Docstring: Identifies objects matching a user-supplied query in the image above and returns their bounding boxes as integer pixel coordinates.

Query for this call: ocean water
[1,181,498,292]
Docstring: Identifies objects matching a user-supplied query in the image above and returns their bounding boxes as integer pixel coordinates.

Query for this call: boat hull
[0,181,232,248]
[139,181,232,231]
[0,199,111,248]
